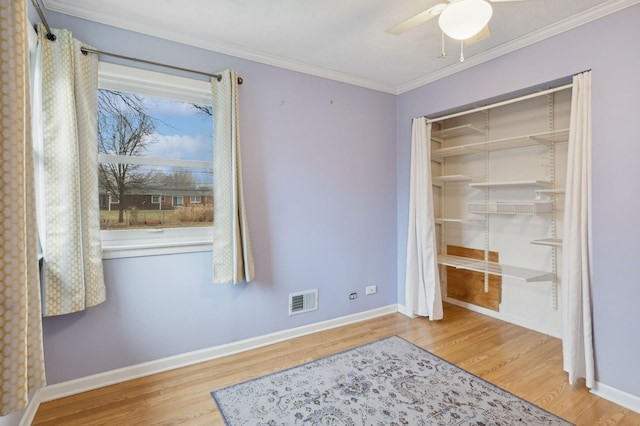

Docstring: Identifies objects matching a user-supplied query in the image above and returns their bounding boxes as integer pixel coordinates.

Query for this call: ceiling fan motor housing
[439,0,494,40]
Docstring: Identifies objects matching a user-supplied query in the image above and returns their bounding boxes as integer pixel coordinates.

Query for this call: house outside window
[97,63,214,258]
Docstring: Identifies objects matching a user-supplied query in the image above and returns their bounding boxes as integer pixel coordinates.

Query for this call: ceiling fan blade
[386,4,446,35]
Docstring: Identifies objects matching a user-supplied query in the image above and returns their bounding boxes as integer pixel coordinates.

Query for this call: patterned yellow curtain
[0,0,46,415]
[211,70,255,283]
[36,25,106,316]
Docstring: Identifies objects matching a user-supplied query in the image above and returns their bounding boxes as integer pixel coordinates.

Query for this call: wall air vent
[289,289,318,316]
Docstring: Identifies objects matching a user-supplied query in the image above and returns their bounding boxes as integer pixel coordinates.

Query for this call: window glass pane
[99,164,212,229]
[98,89,213,230]
[172,196,184,207]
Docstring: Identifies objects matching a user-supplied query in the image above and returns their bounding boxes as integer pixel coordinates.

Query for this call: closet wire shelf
[468,201,553,215]
[437,254,554,283]
[432,175,476,187]
[431,124,486,141]
[431,128,569,158]
[469,180,552,189]
[530,238,563,247]
[434,218,485,225]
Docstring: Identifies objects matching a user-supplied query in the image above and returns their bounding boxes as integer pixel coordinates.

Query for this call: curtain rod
[30,0,243,84]
[30,0,56,41]
[425,82,573,124]
[80,47,243,84]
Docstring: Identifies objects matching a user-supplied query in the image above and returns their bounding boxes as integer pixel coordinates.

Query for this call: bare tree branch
[190,103,212,116]
[98,89,158,223]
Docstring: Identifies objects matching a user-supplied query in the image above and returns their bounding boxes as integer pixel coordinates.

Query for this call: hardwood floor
[33,303,640,425]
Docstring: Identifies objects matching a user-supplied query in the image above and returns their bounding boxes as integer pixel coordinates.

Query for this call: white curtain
[561,71,594,388]
[211,70,255,284]
[36,25,106,316]
[0,0,46,415]
[405,117,443,320]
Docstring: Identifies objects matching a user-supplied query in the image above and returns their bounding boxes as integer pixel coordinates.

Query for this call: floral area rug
[211,335,572,425]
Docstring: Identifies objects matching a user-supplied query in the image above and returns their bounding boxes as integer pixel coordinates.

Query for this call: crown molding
[43,0,640,95]
[42,0,397,94]
[396,0,640,94]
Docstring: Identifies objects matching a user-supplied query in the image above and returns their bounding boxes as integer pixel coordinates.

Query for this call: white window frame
[98,62,213,259]
[109,194,120,204]
[151,195,164,204]
[172,196,184,207]
[190,195,201,203]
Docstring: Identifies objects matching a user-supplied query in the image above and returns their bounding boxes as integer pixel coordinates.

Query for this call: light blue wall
[41,12,397,384]
[396,5,640,398]
[37,4,640,401]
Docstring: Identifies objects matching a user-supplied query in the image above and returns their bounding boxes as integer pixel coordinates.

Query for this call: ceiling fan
[387,0,527,41]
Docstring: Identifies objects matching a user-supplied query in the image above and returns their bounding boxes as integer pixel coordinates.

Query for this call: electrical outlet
[349,292,357,300]
[366,285,377,295]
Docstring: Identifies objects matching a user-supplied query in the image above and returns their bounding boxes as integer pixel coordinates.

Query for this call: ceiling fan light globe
[438,0,493,40]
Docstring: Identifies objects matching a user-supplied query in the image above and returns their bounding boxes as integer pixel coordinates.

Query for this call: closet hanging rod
[30,0,56,41]
[80,47,243,84]
[425,82,573,124]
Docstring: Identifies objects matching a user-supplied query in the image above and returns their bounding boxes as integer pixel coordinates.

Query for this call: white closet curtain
[211,70,255,284]
[561,71,594,387]
[405,117,443,320]
[0,0,46,415]
[36,25,106,316]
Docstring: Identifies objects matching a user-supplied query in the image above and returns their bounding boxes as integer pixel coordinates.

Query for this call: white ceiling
[43,0,634,93]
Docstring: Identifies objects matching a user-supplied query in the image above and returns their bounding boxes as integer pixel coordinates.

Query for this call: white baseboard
[444,299,640,412]
[0,409,25,426]
[17,302,640,423]
[18,393,39,426]
[443,297,561,338]
[591,381,640,414]
[396,304,417,318]
[21,304,399,424]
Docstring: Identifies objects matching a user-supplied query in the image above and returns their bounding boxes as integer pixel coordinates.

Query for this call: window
[172,196,184,207]
[98,63,214,258]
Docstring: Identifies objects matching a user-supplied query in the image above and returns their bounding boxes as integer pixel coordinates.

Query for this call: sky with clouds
[98,90,214,187]
[141,95,213,162]
[139,94,213,185]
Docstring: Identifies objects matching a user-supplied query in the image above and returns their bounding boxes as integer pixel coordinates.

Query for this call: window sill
[101,227,212,259]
